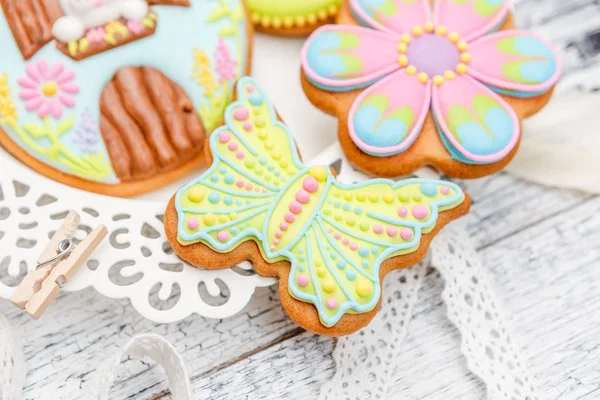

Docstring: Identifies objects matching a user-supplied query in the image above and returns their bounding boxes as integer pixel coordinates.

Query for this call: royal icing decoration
[247,0,341,30]
[301,0,561,163]
[174,77,467,327]
[0,0,247,185]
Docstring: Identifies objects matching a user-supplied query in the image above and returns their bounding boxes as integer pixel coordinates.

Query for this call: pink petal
[59,82,79,94]
[350,0,431,36]
[433,0,510,42]
[25,63,42,82]
[25,96,43,111]
[302,25,400,91]
[19,89,40,100]
[59,94,76,108]
[17,76,38,89]
[56,69,75,84]
[468,30,562,94]
[430,75,519,164]
[50,98,63,119]
[48,63,65,79]
[37,59,49,80]
[37,100,51,118]
[348,69,431,156]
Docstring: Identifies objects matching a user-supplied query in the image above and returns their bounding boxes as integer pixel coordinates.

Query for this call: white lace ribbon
[85,334,192,400]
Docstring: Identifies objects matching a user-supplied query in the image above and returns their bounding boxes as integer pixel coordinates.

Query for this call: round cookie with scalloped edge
[247,0,341,36]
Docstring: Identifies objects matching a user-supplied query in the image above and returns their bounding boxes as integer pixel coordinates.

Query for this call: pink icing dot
[387,227,398,237]
[245,183,253,191]
[398,207,408,217]
[217,231,229,242]
[187,218,199,230]
[254,188,260,192]
[275,231,283,238]
[233,107,249,121]
[236,180,244,188]
[326,297,338,310]
[342,238,350,246]
[373,225,383,234]
[228,142,238,151]
[246,85,255,92]
[303,176,319,193]
[296,189,310,204]
[280,222,288,231]
[289,201,303,214]
[349,242,358,251]
[327,228,333,234]
[334,233,342,240]
[273,238,280,245]
[412,205,429,220]
[401,228,413,240]
[441,186,450,195]
[243,122,252,131]
[218,131,231,143]
[297,274,309,287]
[236,151,245,159]
[262,189,268,193]
[284,213,295,223]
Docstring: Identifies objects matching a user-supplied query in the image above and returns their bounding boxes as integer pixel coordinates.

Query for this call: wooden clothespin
[11,210,108,319]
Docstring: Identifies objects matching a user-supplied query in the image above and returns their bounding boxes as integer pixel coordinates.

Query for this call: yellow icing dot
[334,214,343,222]
[272,17,282,29]
[356,280,373,298]
[42,82,58,97]
[279,158,289,168]
[436,25,447,36]
[433,75,445,86]
[400,33,411,44]
[424,22,434,32]
[265,141,274,150]
[456,63,468,75]
[346,218,356,226]
[258,131,268,140]
[413,193,422,201]
[398,192,410,202]
[265,175,272,181]
[218,215,228,223]
[296,16,306,27]
[283,16,294,28]
[251,12,260,24]
[344,193,353,201]
[412,25,423,36]
[203,213,216,226]
[255,117,266,128]
[398,55,408,67]
[272,151,281,160]
[328,4,338,15]
[359,222,369,232]
[315,259,322,267]
[255,166,263,175]
[460,52,471,63]
[356,193,366,202]
[457,40,468,51]
[368,193,379,203]
[287,167,296,174]
[406,65,417,75]
[397,43,407,53]
[323,208,332,216]
[322,278,336,293]
[383,193,394,204]
[229,212,237,220]
[448,32,460,43]
[260,16,271,28]
[253,107,261,115]
[332,190,341,198]
[307,13,317,25]
[245,159,255,168]
[310,166,328,182]
[418,72,429,83]
[316,267,326,277]
[187,187,205,203]
[444,70,456,80]
[318,9,328,21]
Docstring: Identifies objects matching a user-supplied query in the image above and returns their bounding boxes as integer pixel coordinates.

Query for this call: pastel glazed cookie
[0,0,252,197]
[300,0,562,179]
[164,76,471,336]
[247,0,341,36]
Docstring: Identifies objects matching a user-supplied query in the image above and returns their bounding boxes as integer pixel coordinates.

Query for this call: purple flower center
[406,34,460,77]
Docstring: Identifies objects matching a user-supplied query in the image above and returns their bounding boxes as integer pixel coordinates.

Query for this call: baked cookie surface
[164,76,471,336]
[0,0,252,196]
[300,0,562,179]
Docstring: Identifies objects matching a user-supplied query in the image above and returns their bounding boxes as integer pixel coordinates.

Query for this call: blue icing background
[0,0,247,184]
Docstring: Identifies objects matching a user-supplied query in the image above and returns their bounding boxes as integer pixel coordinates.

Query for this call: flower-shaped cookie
[301,0,561,178]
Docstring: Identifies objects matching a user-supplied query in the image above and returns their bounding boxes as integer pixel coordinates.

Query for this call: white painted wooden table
[3,1,600,398]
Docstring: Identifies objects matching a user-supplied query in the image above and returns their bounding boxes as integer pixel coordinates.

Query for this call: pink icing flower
[215,37,237,83]
[127,20,144,35]
[301,0,562,166]
[85,27,105,44]
[18,60,79,119]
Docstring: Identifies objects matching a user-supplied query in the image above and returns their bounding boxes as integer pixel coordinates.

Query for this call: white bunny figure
[52,0,149,43]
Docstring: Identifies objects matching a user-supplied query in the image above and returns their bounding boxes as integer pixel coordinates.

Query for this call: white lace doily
[0,147,275,323]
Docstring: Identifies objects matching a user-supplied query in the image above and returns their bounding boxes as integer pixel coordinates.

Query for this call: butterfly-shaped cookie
[164,76,471,336]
